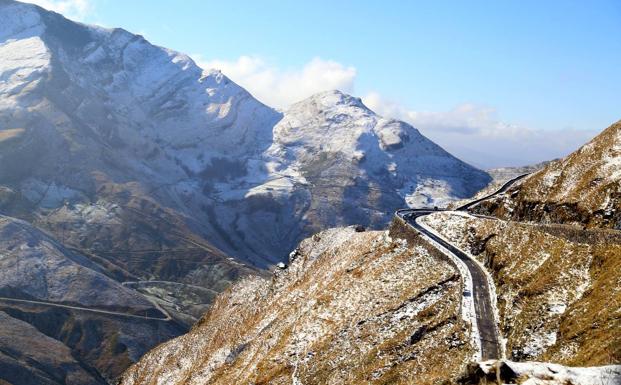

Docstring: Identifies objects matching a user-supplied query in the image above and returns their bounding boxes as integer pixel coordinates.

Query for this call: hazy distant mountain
[486,160,554,184]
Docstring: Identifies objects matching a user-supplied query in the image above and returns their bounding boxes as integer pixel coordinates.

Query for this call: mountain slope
[207,91,491,260]
[121,226,474,385]
[422,212,621,365]
[0,214,152,310]
[0,311,105,385]
[0,1,491,382]
[0,214,185,383]
[473,120,621,228]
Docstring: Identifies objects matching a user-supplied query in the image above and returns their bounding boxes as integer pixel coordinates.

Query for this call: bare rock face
[472,120,621,229]
[486,160,554,185]
[121,226,475,385]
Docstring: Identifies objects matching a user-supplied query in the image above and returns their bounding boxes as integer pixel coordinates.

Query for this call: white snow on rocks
[477,360,621,385]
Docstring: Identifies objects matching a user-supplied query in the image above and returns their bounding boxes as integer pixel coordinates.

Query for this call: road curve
[456,173,530,211]
[396,174,528,360]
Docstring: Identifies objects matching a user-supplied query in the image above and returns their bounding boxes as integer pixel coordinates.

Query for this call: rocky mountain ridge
[0,1,492,383]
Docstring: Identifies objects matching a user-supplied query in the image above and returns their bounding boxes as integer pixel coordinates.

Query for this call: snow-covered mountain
[0,1,491,381]
[200,91,491,260]
[270,90,488,208]
[0,0,490,268]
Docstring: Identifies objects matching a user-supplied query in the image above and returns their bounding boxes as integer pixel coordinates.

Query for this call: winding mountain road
[396,174,528,360]
[456,173,530,211]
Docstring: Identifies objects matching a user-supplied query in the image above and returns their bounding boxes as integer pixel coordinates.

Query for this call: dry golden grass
[122,223,475,385]
[548,243,621,365]
[425,212,620,366]
[474,120,621,229]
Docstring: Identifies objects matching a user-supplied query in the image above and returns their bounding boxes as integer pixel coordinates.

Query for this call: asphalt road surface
[456,173,530,211]
[396,174,528,360]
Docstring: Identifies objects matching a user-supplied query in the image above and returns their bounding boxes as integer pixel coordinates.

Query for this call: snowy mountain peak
[261,87,490,217]
[0,1,45,41]
[0,0,490,268]
[297,89,370,111]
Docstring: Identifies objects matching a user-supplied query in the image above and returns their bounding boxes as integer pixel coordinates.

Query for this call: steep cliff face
[121,224,475,385]
[472,121,621,229]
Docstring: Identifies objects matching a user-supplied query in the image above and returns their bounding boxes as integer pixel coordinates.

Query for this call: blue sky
[29,0,621,168]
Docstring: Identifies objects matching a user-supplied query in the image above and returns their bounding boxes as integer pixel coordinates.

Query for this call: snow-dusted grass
[122,227,473,385]
[421,211,620,366]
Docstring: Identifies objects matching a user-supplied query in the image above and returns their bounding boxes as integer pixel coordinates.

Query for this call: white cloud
[195,55,357,109]
[364,92,597,169]
[24,0,92,21]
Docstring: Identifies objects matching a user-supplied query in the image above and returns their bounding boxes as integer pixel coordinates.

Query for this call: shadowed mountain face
[0,215,185,383]
[0,311,105,385]
[0,1,491,382]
